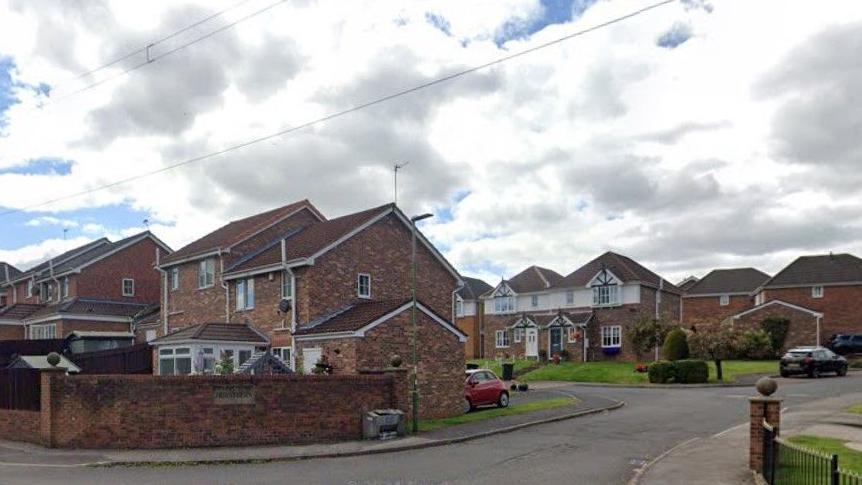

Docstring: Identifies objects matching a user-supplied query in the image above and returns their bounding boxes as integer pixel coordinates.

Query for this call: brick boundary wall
[0,409,41,444]
[31,369,406,449]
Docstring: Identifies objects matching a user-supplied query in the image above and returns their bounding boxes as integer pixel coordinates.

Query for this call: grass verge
[467,359,535,377]
[785,435,862,474]
[518,360,777,384]
[418,397,577,432]
[847,404,862,414]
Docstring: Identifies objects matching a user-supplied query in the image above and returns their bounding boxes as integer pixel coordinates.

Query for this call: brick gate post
[749,377,781,471]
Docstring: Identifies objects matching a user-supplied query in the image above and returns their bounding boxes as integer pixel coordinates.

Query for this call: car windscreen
[785,351,811,358]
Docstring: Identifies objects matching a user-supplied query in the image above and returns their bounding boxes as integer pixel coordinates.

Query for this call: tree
[215,352,235,375]
[760,317,791,355]
[662,328,690,361]
[628,314,673,361]
[688,325,741,381]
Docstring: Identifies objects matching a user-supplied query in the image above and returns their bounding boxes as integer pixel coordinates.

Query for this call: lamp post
[410,212,433,433]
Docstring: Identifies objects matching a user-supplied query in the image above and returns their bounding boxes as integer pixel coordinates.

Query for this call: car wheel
[780,371,789,378]
[838,366,848,377]
[464,398,473,414]
[809,368,820,379]
[497,392,510,408]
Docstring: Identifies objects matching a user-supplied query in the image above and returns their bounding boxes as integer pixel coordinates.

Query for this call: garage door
[302,347,322,375]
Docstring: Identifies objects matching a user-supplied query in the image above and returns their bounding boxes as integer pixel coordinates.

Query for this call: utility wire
[0,0,675,217]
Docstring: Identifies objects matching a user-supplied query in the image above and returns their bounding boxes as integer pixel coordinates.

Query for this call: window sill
[357,295,372,300]
[592,303,622,309]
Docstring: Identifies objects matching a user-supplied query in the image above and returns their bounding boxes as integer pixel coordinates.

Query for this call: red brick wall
[164,255,227,329]
[54,320,131,339]
[761,286,862,338]
[228,272,293,348]
[295,214,457,326]
[41,373,401,449]
[76,238,168,304]
[732,305,819,350]
[0,409,41,444]
[683,294,755,328]
[0,324,24,340]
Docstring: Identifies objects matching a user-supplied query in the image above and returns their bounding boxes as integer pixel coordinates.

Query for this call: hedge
[662,328,690,361]
[648,361,676,383]
[648,359,709,384]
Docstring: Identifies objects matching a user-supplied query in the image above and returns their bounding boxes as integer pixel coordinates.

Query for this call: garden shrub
[538,349,548,363]
[648,361,676,383]
[760,317,790,354]
[740,330,775,360]
[558,349,571,361]
[674,359,709,383]
[662,328,690,361]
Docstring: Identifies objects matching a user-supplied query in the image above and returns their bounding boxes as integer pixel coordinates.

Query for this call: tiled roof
[25,298,148,320]
[558,252,681,294]
[457,276,494,300]
[506,266,564,293]
[21,238,110,278]
[685,268,770,296]
[293,298,412,336]
[764,254,862,288]
[0,262,22,284]
[153,322,270,344]
[676,276,699,292]
[163,200,321,264]
[0,304,44,321]
[132,305,161,327]
[226,204,393,274]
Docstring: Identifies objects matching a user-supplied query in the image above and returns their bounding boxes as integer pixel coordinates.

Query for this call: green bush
[674,360,709,383]
[760,317,790,354]
[538,349,548,363]
[740,330,775,359]
[662,328,690,361]
[648,361,676,383]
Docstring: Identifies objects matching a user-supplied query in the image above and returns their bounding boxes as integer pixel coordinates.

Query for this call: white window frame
[29,323,57,340]
[357,273,371,299]
[26,280,33,298]
[494,295,515,313]
[122,278,135,297]
[719,294,730,306]
[273,346,292,368]
[495,329,510,348]
[592,285,620,307]
[198,259,215,289]
[566,290,574,305]
[42,282,53,302]
[601,325,622,348]
[170,268,179,291]
[531,295,539,307]
[158,347,192,375]
[567,327,579,343]
[236,278,255,311]
[455,296,464,316]
[282,271,293,301]
[514,327,523,343]
[812,285,824,299]
[62,277,69,299]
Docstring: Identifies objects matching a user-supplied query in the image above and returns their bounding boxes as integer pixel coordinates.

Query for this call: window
[122,279,135,297]
[592,285,619,307]
[29,324,56,340]
[531,295,539,307]
[566,290,574,305]
[239,350,252,366]
[236,278,255,310]
[755,292,764,306]
[495,330,510,348]
[273,347,292,366]
[62,277,69,299]
[282,271,293,300]
[812,286,824,298]
[42,283,53,302]
[201,347,215,373]
[567,327,579,343]
[170,268,179,291]
[158,347,192,375]
[719,294,729,306]
[26,280,33,298]
[494,295,515,313]
[198,259,215,289]
[601,325,622,348]
[455,296,464,316]
[357,273,371,298]
[514,327,524,343]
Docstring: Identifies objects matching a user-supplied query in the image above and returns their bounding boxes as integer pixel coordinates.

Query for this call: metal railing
[763,420,862,485]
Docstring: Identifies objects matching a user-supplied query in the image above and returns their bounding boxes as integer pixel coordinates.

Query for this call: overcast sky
[0,0,860,285]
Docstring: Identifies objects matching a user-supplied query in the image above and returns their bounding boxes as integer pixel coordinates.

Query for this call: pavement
[636,382,862,485]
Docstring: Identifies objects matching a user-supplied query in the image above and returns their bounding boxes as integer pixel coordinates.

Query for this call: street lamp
[410,212,433,433]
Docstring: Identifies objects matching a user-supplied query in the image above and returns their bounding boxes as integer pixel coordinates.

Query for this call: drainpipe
[281,239,297,371]
[49,260,62,303]
[155,249,169,337]
[452,280,465,330]
[816,315,821,347]
[220,253,230,323]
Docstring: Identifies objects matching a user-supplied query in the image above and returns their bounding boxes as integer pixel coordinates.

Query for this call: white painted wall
[483,284,642,314]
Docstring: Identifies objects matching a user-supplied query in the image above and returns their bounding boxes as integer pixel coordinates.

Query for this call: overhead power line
[0,0,675,217]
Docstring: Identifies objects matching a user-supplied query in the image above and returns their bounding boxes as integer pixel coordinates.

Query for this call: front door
[302,347,322,375]
[526,328,538,357]
[550,327,563,355]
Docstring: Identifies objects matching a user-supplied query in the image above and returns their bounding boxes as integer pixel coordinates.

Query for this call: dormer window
[590,268,621,307]
[812,286,824,298]
[494,295,515,313]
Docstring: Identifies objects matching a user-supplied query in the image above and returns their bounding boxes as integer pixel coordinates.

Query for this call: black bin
[466,363,479,370]
[501,363,514,381]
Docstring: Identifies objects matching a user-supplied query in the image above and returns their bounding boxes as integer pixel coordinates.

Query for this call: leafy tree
[628,314,673,360]
[215,352,235,375]
[760,317,790,355]
[662,328,690,361]
[689,325,741,381]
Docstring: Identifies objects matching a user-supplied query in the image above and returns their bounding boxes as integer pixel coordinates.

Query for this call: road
[1,374,859,484]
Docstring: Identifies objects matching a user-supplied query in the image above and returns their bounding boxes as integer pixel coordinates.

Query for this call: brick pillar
[359,368,412,423]
[749,397,782,471]
[39,367,65,447]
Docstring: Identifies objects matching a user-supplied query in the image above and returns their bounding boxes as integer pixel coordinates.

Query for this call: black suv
[779,347,848,378]
[827,334,862,355]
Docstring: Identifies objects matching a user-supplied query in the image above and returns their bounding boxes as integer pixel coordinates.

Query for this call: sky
[0,0,861,286]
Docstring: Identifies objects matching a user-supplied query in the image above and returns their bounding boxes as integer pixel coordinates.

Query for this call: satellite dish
[278,299,292,313]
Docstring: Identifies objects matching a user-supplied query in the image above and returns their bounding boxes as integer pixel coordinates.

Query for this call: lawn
[782,435,862,475]
[417,397,577,432]
[519,360,777,384]
[467,359,536,377]
[848,404,862,414]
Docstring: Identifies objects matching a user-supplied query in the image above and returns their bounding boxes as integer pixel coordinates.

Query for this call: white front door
[302,347,322,374]
[526,328,538,357]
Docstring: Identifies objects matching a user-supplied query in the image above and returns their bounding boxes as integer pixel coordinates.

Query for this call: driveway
[1,373,859,484]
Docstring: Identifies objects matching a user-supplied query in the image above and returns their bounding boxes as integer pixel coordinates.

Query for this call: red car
[464,369,509,413]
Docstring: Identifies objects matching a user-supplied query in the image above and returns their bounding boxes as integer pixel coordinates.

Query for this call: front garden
[517,360,776,384]
[418,397,578,432]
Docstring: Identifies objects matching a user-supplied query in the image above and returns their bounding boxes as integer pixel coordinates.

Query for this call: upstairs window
[42,283,53,302]
[494,295,515,313]
[592,285,619,307]
[170,268,179,291]
[812,286,824,299]
[122,279,135,297]
[566,290,575,305]
[531,295,539,307]
[719,294,729,306]
[236,278,255,310]
[198,259,215,289]
[62,277,69,299]
[455,296,464,316]
[26,280,33,298]
[282,271,293,300]
[357,273,371,299]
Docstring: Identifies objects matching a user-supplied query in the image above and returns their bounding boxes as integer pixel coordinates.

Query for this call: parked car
[827,334,862,355]
[779,347,848,378]
[464,369,509,413]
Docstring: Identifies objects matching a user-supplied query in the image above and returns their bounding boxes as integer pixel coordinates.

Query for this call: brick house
[151,200,465,418]
[676,275,698,293]
[731,253,862,347]
[454,276,493,359]
[482,252,682,362]
[0,262,22,309]
[0,232,171,344]
[681,268,770,328]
